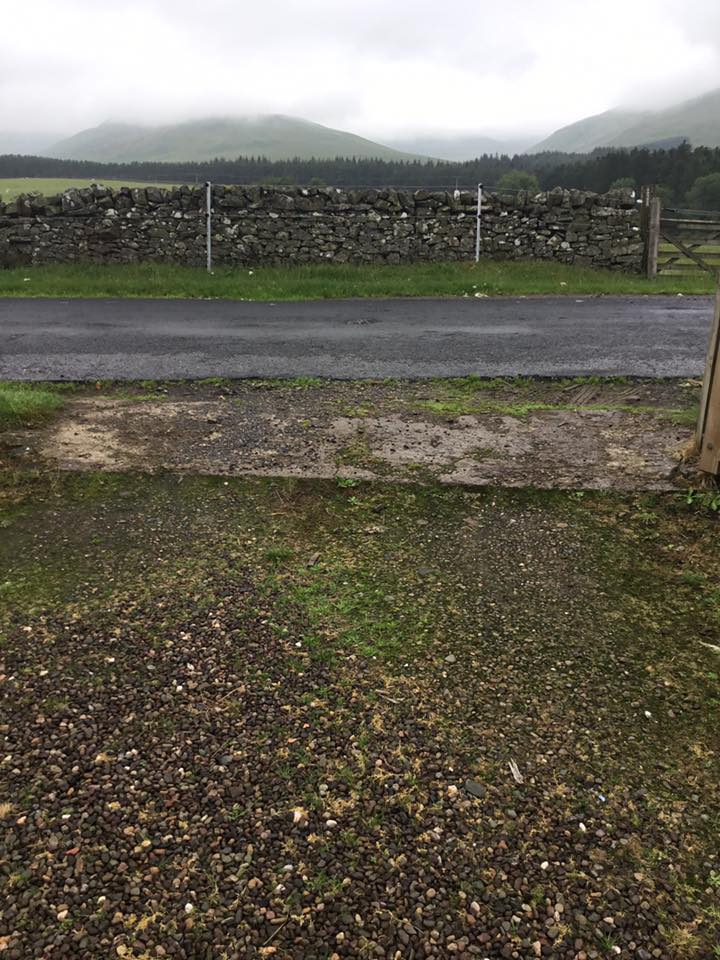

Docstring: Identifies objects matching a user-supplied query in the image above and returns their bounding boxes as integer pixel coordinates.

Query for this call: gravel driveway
[0,473,718,958]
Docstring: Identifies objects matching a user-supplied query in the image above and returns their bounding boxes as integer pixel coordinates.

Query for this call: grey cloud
[3,0,720,141]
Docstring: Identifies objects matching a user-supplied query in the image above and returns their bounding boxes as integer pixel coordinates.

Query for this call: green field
[0,260,715,299]
[0,177,179,202]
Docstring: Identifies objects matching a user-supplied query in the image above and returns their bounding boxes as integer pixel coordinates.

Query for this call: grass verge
[0,382,66,429]
[0,260,715,299]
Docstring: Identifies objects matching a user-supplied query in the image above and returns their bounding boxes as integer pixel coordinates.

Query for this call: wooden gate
[643,190,720,279]
[697,286,720,475]
[659,209,720,278]
[640,189,720,475]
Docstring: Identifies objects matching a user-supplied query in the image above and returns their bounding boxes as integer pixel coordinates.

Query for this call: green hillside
[45,115,425,163]
[530,109,648,153]
[609,88,720,149]
[532,87,720,153]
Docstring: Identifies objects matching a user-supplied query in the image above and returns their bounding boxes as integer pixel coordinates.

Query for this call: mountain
[530,110,648,153]
[386,134,533,160]
[607,88,720,149]
[45,116,426,163]
[531,87,720,153]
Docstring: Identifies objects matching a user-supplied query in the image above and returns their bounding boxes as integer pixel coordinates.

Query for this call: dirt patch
[42,400,148,469]
[1,377,699,490]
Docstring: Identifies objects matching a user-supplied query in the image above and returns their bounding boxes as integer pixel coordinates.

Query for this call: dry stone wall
[0,184,643,271]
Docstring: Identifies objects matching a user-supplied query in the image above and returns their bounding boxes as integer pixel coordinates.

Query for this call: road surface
[0,295,713,380]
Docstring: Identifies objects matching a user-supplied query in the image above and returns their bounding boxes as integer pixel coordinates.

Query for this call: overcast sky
[3,0,720,141]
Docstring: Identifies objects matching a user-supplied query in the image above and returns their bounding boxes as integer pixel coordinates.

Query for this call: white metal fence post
[475,183,483,263]
[205,181,213,273]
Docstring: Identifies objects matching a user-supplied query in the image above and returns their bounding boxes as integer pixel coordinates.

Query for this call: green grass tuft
[663,405,700,427]
[0,383,66,429]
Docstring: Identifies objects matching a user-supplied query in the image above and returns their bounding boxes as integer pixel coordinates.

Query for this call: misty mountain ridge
[530,110,648,154]
[533,87,720,152]
[45,116,430,163]
[43,116,538,165]
[12,85,720,166]
[385,134,534,160]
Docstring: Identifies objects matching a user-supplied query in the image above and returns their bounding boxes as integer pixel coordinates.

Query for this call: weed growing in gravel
[255,377,327,390]
[417,393,698,422]
[666,924,703,958]
[195,376,232,387]
[419,397,557,416]
[434,374,536,393]
[664,405,700,427]
[265,545,295,563]
[307,871,344,897]
[686,487,720,513]
[681,570,707,588]
[342,404,372,417]
[334,436,394,476]
[334,437,373,466]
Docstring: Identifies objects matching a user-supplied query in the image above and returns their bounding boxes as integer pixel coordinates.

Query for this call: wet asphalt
[0,295,713,380]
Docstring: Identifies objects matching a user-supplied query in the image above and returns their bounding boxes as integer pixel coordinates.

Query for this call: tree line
[1,143,719,208]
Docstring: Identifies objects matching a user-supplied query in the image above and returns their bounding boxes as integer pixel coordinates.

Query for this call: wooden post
[646,197,661,280]
[697,285,720,475]
[640,187,650,274]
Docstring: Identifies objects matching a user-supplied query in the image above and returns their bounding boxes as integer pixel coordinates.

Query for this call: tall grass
[0,260,714,300]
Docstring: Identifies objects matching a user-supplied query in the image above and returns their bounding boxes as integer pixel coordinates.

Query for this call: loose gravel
[0,473,718,959]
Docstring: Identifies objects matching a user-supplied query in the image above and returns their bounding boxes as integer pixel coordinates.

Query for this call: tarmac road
[0,295,713,380]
